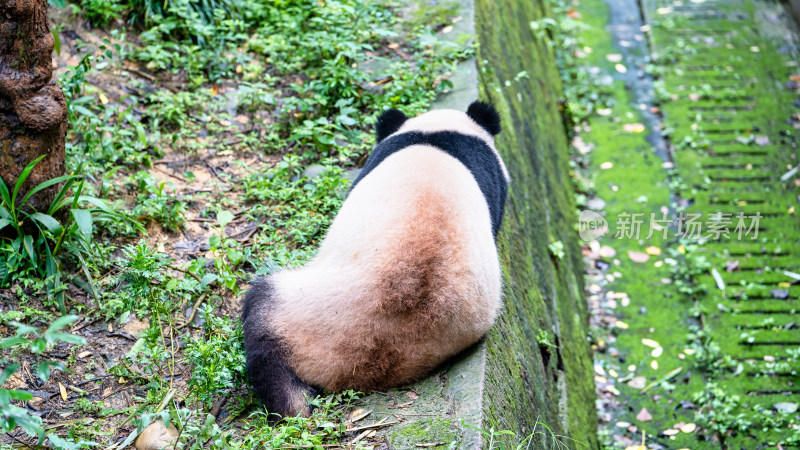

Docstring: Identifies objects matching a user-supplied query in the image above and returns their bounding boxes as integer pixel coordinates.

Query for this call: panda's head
[375,101,509,181]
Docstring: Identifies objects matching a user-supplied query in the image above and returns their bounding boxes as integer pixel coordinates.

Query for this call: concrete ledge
[360,1,598,448]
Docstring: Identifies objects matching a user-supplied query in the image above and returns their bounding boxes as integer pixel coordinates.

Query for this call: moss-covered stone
[475,0,598,447]
[389,419,460,448]
[355,0,598,447]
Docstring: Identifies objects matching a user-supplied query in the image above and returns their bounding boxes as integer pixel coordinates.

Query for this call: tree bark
[0,0,67,213]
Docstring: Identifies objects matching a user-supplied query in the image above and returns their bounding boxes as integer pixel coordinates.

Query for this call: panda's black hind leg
[242,279,316,421]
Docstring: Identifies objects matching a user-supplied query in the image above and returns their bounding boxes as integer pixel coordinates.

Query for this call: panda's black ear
[376,109,409,143]
[466,101,501,136]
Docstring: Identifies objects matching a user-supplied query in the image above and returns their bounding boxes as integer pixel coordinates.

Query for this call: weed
[692,383,752,436]
[185,313,246,409]
[131,172,186,232]
[234,390,360,447]
[0,316,86,445]
[466,417,586,449]
[243,157,350,265]
[0,156,135,311]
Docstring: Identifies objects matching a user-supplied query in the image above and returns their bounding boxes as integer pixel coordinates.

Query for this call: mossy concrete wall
[360,1,597,447]
[475,0,597,447]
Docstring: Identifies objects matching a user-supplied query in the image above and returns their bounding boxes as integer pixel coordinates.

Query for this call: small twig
[279,445,342,449]
[153,166,187,182]
[74,374,112,387]
[70,317,99,333]
[167,264,203,283]
[416,443,446,448]
[177,293,208,330]
[205,160,220,178]
[123,64,157,81]
[7,432,38,449]
[109,331,137,341]
[347,420,397,432]
[350,428,373,445]
[210,394,229,419]
[226,225,257,239]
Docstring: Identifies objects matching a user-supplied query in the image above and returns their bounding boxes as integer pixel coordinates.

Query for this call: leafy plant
[0,316,86,445]
[185,313,246,409]
[0,156,130,311]
[131,172,186,232]
[466,417,586,449]
[234,391,359,448]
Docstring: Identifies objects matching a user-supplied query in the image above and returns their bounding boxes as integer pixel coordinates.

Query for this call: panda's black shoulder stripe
[350,131,508,237]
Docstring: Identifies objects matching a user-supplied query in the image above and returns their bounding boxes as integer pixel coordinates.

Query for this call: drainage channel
[641,0,800,446]
[584,0,800,446]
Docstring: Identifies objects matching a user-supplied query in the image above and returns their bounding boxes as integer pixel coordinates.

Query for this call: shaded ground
[572,0,800,447]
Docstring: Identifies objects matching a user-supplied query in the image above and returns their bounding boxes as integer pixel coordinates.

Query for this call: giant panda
[242,100,509,419]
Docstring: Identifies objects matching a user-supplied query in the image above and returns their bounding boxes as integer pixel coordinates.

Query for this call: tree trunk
[0,0,67,213]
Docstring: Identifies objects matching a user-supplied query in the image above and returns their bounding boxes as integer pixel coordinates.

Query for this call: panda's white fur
[242,101,508,420]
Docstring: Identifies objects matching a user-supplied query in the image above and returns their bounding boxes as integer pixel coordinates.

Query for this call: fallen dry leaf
[59,382,67,401]
[628,251,650,263]
[680,423,697,433]
[636,408,653,422]
[615,63,627,73]
[599,246,616,258]
[600,161,614,169]
[628,376,646,389]
[606,53,623,62]
[774,402,798,413]
[645,246,661,256]
[641,338,660,348]
[771,289,790,299]
[623,123,646,133]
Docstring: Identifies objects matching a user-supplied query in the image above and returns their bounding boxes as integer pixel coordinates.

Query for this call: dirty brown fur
[243,103,508,420]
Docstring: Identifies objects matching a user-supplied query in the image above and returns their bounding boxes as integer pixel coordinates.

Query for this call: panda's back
[270,145,501,390]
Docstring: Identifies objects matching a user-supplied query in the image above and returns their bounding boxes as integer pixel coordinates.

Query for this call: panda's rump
[273,146,501,390]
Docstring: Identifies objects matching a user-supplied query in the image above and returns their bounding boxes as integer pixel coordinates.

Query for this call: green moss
[474,0,597,447]
[388,418,459,448]
[582,0,800,445]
